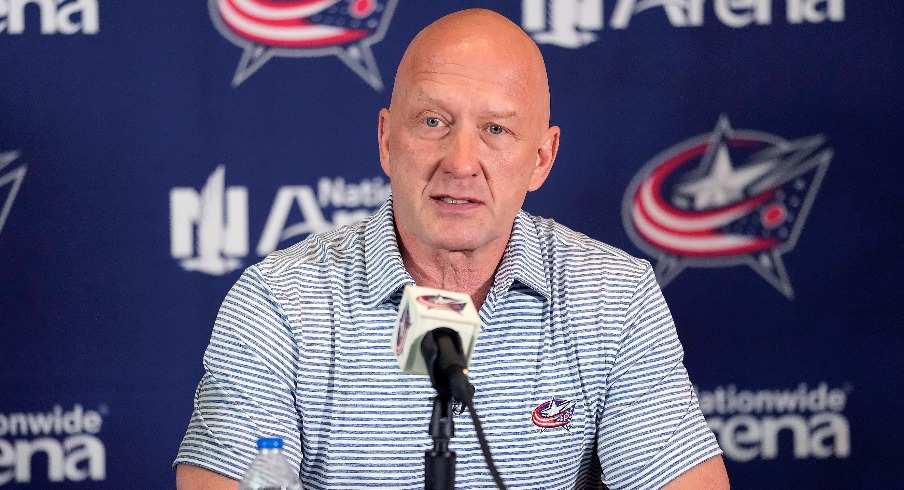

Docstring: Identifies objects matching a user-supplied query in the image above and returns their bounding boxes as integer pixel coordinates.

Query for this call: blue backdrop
[1,1,902,488]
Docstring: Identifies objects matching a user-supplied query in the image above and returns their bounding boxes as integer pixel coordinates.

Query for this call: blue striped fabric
[174,199,721,489]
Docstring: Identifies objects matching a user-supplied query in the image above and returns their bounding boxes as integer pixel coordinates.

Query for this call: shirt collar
[364,200,550,307]
[364,198,413,308]
[491,210,551,301]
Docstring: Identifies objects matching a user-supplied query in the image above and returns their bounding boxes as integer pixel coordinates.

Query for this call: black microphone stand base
[425,395,456,490]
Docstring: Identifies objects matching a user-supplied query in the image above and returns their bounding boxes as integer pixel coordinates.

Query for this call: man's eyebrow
[413,93,519,120]
[481,110,518,119]
[411,94,448,112]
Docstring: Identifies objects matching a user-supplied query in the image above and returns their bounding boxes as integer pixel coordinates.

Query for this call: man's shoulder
[255,216,371,277]
[523,211,652,277]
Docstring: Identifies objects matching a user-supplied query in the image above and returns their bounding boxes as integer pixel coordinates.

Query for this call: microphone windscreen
[392,285,481,375]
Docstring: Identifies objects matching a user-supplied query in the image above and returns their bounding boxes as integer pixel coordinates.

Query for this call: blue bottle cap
[256,437,284,449]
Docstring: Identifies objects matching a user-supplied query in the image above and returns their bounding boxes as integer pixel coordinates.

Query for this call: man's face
[379,35,559,256]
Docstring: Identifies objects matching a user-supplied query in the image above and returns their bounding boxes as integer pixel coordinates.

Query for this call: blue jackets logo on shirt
[532,398,576,431]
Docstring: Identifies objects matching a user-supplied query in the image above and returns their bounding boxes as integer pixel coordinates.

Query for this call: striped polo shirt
[174,199,721,489]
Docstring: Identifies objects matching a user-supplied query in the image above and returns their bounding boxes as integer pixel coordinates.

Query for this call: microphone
[392,285,481,405]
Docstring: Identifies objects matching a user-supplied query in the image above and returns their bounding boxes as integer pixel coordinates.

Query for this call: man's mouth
[435,196,475,204]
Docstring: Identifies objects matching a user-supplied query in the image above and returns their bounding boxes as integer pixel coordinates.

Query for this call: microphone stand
[422,328,474,490]
[425,394,456,490]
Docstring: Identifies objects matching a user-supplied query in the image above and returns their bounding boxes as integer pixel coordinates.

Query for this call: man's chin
[430,238,481,253]
[425,231,505,255]
[417,228,477,251]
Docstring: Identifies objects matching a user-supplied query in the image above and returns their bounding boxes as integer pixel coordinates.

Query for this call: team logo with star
[0,149,26,240]
[209,0,398,89]
[531,398,576,431]
[394,304,410,355]
[416,295,467,313]
[622,116,831,299]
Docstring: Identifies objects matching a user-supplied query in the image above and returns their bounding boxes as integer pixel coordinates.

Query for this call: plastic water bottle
[238,437,302,490]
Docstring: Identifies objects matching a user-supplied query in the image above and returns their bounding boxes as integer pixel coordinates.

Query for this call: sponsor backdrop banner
[1,1,901,488]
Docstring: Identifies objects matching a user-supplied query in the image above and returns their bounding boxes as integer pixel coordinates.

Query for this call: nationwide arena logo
[416,295,466,313]
[0,404,108,484]
[0,0,98,35]
[0,149,27,240]
[622,116,831,299]
[697,382,850,462]
[170,166,390,275]
[209,0,398,89]
[522,0,845,48]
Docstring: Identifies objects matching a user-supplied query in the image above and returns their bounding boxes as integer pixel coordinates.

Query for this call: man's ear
[378,108,392,178]
[528,125,560,191]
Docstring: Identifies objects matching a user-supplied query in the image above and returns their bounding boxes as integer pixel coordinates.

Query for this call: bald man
[175,9,728,490]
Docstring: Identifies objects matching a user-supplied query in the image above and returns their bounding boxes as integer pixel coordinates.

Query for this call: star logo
[209,0,399,89]
[531,398,576,431]
[394,304,410,355]
[674,141,776,210]
[622,116,831,299]
[416,295,467,313]
[0,149,27,239]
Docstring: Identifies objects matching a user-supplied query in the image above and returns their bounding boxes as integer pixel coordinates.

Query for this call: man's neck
[399,239,507,311]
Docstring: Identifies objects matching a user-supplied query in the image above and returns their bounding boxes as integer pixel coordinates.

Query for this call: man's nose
[440,127,481,178]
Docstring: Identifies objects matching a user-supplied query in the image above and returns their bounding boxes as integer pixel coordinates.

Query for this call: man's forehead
[390,9,550,121]
[411,43,528,80]
[400,55,533,100]
[405,79,527,116]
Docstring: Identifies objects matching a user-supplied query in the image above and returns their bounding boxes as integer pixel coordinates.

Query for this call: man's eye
[488,124,505,135]
[425,117,441,128]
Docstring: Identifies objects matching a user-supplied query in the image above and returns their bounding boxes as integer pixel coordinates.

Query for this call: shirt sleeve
[173,265,302,480]
[597,265,721,489]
